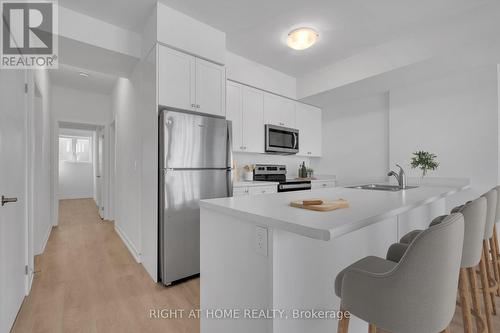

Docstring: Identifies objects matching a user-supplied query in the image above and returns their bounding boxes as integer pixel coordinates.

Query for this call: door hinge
[24,83,28,93]
[25,265,29,275]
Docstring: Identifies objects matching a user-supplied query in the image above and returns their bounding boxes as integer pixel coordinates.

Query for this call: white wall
[31,69,52,256]
[52,85,112,124]
[390,65,498,209]
[311,93,390,184]
[58,128,94,200]
[112,74,142,262]
[226,51,297,99]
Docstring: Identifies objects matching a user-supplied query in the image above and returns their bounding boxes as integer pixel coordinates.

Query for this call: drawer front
[311,181,335,189]
[248,185,277,195]
[233,187,249,197]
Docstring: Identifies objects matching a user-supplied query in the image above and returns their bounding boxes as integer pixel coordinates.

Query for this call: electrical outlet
[255,226,268,256]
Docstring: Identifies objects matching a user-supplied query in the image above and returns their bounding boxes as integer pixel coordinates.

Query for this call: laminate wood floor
[10,198,500,333]
[11,199,199,333]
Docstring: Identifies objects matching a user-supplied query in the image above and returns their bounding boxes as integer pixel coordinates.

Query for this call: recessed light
[78,72,89,78]
[287,27,319,50]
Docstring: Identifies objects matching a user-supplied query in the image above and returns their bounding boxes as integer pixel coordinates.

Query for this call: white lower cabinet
[248,185,277,195]
[233,184,277,197]
[233,187,250,197]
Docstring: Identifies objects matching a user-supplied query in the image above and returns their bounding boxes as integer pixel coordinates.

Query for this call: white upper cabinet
[241,86,264,153]
[296,103,322,157]
[195,58,225,117]
[226,81,264,153]
[226,81,243,151]
[158,46,195,111]
[263,93,296,128]
[158,45,225,117]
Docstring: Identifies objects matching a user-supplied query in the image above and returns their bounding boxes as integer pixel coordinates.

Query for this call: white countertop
[233,181,279,188]
[200,183,469,241]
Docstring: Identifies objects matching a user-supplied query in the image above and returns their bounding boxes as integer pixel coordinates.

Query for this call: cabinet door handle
[196,104,200,109]
[1,195,18,206]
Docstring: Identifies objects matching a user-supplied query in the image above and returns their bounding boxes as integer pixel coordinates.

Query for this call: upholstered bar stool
[481,189,499,317]
[335,214,464,333]
[492,185,500,296]
[390,198,488,333]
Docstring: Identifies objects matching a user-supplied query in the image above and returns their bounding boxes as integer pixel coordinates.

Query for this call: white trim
[36,225,52,255]
[115,223,141,263]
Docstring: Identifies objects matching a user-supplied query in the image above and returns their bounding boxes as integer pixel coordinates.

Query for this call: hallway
[11,199,199,333]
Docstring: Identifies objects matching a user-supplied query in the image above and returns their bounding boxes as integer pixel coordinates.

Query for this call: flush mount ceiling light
[287,27,319,50]
[78,72,89,78]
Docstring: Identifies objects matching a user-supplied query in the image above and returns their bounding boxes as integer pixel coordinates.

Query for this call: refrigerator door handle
[226,120,234,197]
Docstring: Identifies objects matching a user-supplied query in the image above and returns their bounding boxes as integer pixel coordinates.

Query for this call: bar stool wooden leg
[492,225,500,296]
[489,236,500,297]
[483,240,497,314]
[458,268,473,333]
[468,267,486,333]
[480,252,494,333]
[337,309,350,333]
[368,323,376,333]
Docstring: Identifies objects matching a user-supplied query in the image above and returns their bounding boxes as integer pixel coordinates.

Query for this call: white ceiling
[59,0,157,32]
[58,0,492,78]
[159,0,491,77]
[50,63,117,94]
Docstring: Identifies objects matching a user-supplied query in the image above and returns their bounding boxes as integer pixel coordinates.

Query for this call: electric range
[253,164,311,192]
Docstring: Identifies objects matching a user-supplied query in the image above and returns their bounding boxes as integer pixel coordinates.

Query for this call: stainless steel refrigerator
[159,109,233,285]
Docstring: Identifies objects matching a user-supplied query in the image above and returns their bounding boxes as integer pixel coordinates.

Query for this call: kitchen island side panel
[200,208,274,333]
[272,217,397,333]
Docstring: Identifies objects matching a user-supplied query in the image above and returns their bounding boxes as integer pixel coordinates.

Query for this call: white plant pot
[243,171,253,181]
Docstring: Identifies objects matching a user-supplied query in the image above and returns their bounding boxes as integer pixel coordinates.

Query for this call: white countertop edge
[329,183,470,240]
[200,200,330,240]
[233,181,279,188]
[200,183,470,242]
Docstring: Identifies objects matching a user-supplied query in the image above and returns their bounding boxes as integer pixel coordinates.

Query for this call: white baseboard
[36,225,52,255]
[115,223,141,263]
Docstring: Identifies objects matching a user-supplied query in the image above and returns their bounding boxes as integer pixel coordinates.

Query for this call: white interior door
[97,131,104,218]
[0,71,27,333]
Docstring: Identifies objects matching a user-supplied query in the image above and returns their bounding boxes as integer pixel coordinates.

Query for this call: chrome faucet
[388,164,407,189]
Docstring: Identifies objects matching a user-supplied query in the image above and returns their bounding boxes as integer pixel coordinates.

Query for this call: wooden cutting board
[290,198,349,212]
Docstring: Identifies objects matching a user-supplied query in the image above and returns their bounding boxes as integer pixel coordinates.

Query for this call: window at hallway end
[59,136,92,163]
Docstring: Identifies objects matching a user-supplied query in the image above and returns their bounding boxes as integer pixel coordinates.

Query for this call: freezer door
[160,110,229,169]
[159,169,231,284]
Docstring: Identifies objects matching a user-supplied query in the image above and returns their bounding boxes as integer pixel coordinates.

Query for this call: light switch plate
[255,226,268,256]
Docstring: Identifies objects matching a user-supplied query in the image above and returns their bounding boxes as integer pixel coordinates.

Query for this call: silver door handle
[96,176,101,178]
[2,195,18,206]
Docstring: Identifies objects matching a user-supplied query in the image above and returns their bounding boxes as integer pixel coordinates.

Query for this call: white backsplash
[233,152,313,181]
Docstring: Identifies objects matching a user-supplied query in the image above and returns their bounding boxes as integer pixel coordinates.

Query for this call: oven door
[265,124,299,154]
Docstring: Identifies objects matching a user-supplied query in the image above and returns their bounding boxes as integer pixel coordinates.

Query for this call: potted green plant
[410,151,439,178]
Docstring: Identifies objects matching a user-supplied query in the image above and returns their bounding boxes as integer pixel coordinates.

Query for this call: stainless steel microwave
[265,124,299,154]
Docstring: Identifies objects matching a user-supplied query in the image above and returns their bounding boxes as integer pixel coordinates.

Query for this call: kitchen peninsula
[200,182,469,333]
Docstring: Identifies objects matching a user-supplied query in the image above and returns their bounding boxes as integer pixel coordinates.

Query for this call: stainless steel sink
[347,184,418,191]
